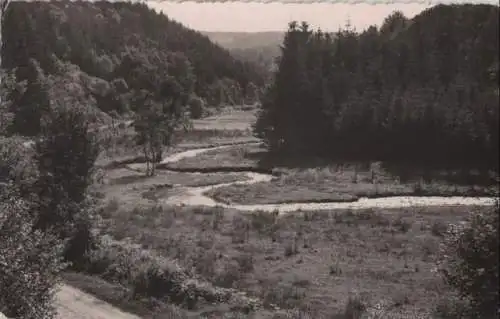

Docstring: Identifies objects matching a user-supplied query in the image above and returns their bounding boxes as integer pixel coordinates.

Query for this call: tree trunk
[150,144,157,176]
[143,144,150,176]
[1,0,10,69]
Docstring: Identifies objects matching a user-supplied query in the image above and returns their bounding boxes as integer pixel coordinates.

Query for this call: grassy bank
[76,201,486,318]
[163,144,498,205]
[206,166,498,205]
[164,144,264,171]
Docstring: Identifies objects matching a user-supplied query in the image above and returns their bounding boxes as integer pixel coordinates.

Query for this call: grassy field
[70,109,497,318]
[164,144,265,172]
[85,201,481,318]
[96,108,258,165]
[96,167,250,206]
[191,108,257,131]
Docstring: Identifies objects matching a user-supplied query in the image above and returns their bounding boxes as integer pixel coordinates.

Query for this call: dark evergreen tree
[255,4,499,171]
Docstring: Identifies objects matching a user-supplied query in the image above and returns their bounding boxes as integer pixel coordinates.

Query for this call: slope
[2,1,266,136]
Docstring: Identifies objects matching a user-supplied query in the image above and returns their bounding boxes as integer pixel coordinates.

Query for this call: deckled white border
[154,0,497,4]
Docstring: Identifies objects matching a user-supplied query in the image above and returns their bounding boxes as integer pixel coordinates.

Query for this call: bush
[188,95,205,119]
[437,202,499,318]
[80,238,231,308]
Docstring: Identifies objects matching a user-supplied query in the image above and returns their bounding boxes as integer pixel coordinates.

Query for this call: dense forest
[255,4,499,171]
[2,0,266,136]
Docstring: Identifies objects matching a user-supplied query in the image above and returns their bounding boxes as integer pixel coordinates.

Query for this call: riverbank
[162,143,498,206]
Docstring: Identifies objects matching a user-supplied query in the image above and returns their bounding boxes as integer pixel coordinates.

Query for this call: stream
[153,143,498,213]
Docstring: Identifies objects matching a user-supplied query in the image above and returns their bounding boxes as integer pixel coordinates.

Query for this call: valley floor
[57,108,498,318]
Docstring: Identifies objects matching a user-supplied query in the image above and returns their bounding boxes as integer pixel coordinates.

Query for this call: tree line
[255,4,499,171]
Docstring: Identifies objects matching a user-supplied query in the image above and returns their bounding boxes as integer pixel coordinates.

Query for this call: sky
[146,2,434,32]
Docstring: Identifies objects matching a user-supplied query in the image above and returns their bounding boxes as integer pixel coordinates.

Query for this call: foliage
[2,0,266,137]
[34,93,100,265]
[0,183,67,319]
[188,95,205,120]
[129,49,193,176]
[8,59,50,136]
[0,69,25,135]
[437,203,499,318]
[133,97,190,176]
[255,4,499,170]
[79,237,232,310]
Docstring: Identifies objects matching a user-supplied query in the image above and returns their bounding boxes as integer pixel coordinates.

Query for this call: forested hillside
[231,45,280,74]
[255,4,499,170]
[2,1,265,136]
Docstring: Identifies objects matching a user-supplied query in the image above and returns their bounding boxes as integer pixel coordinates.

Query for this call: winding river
[154,143,498,213]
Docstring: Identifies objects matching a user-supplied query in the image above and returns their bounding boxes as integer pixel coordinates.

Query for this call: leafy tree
[244,81,261,105]
[133,89,190,176]
[33,77,100,265]
[124,47,193,176]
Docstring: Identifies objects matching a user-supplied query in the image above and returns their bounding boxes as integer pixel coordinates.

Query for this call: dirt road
[55,285,140,319]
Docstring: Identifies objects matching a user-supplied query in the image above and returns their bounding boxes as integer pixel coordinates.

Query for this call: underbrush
[72,235,261,317]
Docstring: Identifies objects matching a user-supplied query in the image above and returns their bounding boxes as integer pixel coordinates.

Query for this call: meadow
[65,107,498,318]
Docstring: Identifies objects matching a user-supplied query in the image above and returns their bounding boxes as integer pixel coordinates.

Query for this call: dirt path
[55,285,140,319]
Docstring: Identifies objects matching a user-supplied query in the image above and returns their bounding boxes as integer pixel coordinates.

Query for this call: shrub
[234,253,254,273]
[214,261,242,289]
[392,216,412,233]
[343,294,368,319]
[437,202,499,318]
[80,238,231,309]
[284,239,299,257]
[188,95,205,119]
[0,185,67,319]
[431,220,449,237]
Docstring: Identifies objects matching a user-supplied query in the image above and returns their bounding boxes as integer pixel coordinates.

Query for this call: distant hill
[2,1,267,136]
[201,31,284,50]
[203,31,284,74]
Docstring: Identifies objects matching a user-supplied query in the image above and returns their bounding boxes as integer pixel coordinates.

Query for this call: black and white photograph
[0,0,498,318]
